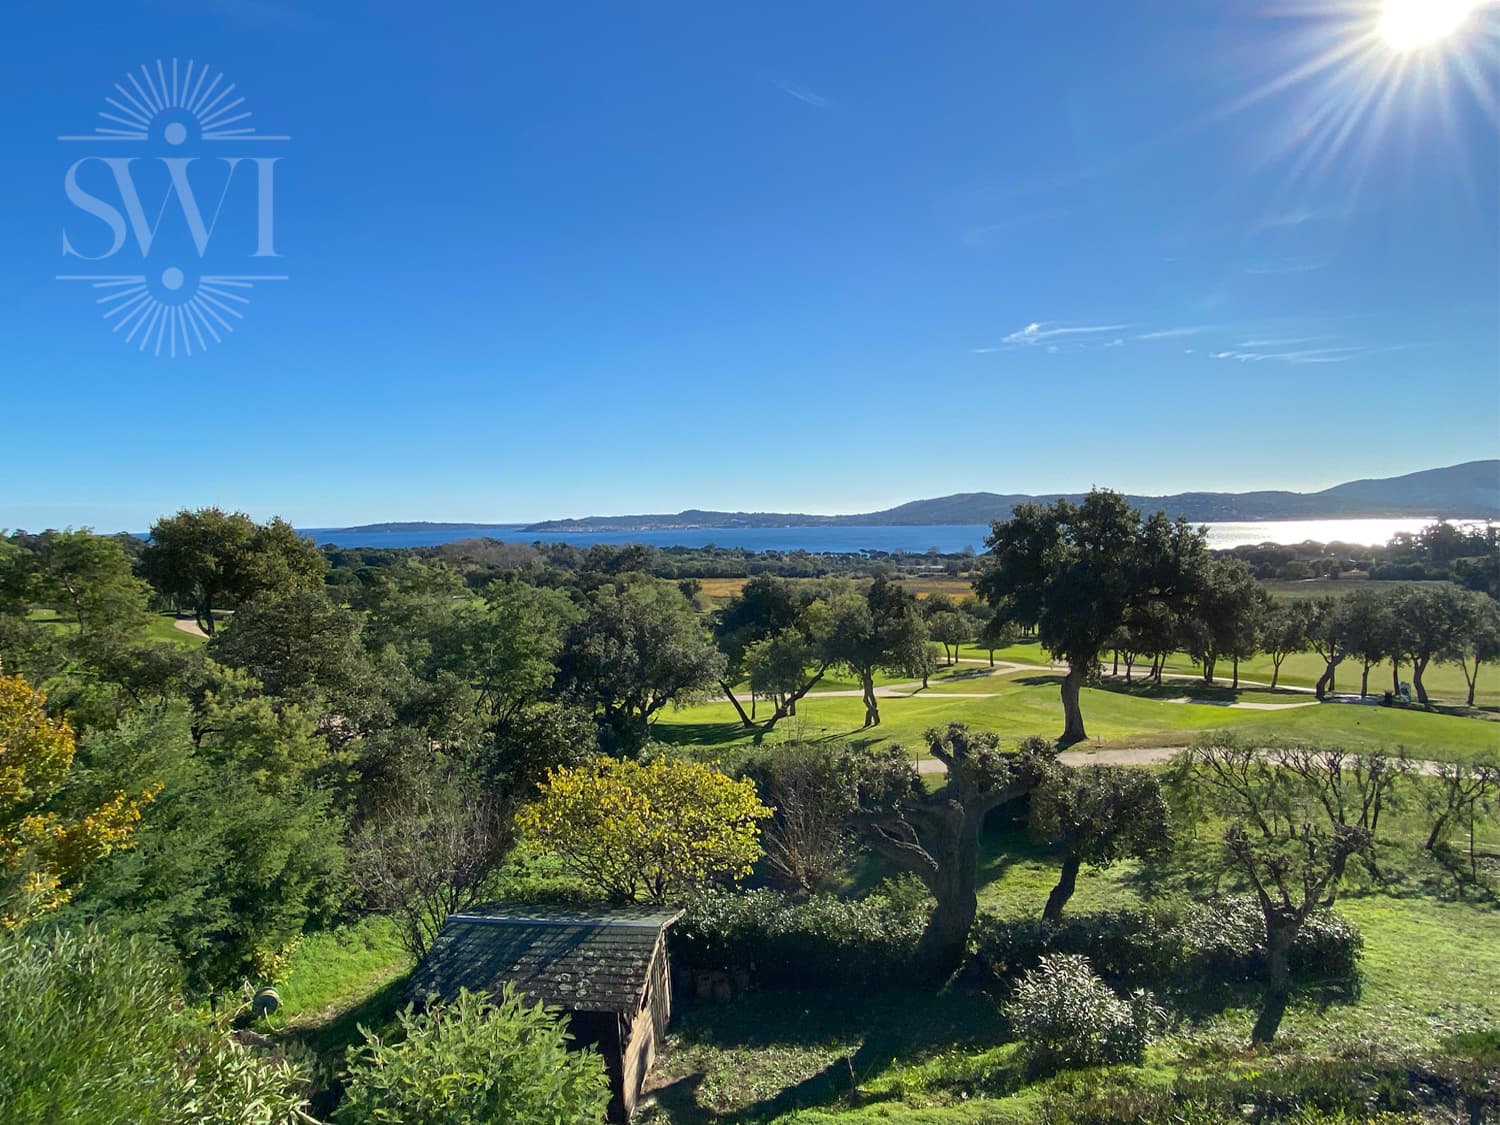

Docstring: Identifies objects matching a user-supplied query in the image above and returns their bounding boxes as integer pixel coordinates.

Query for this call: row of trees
[971,491,1500,742]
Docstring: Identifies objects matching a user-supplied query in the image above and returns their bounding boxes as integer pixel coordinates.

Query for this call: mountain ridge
[519,461,1499,532]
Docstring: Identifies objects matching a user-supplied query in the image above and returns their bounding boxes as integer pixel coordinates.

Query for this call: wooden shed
[407,905,682,1122]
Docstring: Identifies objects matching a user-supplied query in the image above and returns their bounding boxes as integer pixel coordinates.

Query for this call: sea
[301,518,1455,554]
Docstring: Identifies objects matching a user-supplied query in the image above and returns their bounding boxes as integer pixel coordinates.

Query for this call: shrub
[517,757,770,905]
[1173,896,1362,985]
[0,927,311,1125]
[671,882,928,988]
[976,909,1177,988]
[337,985,609,1125]
[1003,954,1162,1072]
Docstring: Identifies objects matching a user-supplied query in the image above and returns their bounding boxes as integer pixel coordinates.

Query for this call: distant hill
[521,461,1499,532]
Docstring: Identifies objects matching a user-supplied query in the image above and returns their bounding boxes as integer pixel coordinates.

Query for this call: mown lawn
[656,673,1500,763]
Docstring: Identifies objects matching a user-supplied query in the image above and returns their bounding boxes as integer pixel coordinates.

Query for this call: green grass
[268,915,411,1028]
[657,674,1500,763]
[142,613,205,648]
[637,816,1500,1124]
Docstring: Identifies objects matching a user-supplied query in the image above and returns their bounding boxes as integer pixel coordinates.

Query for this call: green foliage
[143,508,326,635]
[519,756,770,905]
[671,882,930,988]
[59,707,346,992]
[0,927,311,1124]
[336,986,609,1125]
[559,579,727,753]
[738,740,864,893]
[1003,953,1162,1072]
[1172,896,1363,985]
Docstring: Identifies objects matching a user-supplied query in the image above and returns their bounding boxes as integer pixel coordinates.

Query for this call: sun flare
[1378,0,1479,49]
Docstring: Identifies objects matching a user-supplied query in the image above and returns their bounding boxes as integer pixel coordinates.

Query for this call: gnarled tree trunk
[1042,852,1082,923]
[1059,663,1087,746]
[1251,921,1296,1045]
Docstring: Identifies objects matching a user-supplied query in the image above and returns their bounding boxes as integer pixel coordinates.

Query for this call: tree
[742,742,862,894]
[713,577,836,731]
[518,757,770,905]
[1182,558,1263,687]
[1339,587,1394,698]
[337,987,609,1125]
[1260,599,1310,690]
[0,674,150,928]
[559,581,726,753]
[1029,765,1171,921]
[58,705,346,992]
[209,588,371,711]
[350,780,514,959]
[1445,594,1500,708]
[978,614,1017,668]
[1395,584,1480,705]
[825,578,929,728]
[856,724,1054,976]
[1171,739,1371,1045]
[142,508,326,635]
[929,611,973,666]
[1305,597,1349,699]
[977,490,1207,744]
[31,530,151,641]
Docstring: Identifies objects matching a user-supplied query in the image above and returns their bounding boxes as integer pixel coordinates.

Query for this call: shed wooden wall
[617,936,673,1120]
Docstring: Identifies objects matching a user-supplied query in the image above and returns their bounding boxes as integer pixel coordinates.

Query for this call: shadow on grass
[661,986,1009,1123]
[288,972,411,1120]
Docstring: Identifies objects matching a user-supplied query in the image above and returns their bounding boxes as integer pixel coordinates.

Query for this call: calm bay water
[304,518,1447,553]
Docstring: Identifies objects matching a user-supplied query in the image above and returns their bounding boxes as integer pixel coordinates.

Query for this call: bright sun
[1378,0,1479,49]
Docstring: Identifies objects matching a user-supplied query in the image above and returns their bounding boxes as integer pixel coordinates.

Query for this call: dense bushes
[1173,896,1363,985]
[1004,954,1162,1072]
[0,927,311,1125]
[337,986,609,1125]
[671,882,928,988]
[977,898,1362,994]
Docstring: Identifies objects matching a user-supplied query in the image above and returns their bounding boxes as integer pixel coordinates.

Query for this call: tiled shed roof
[407,904,682,1014]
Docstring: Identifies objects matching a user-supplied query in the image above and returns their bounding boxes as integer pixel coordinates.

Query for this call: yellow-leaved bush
[518,757,771,905]
[1,674,154,928]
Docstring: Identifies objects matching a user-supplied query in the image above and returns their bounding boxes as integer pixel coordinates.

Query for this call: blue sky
[1,0,1496,530]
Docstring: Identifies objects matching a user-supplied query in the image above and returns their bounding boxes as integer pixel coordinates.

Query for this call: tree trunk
[1426,812,1450,850]
[197,593,215,637]
[861,671,880,728]
[720,682,756,728]
[1203,656,1216,684]
[1315,655,1342,700]
[1059,663,1087,746]
[1412,657,1430,705]
[1251,922,1296,1045]
[1124,654,1134,683]
[1392,661,1400,695]
[1232,656,1240,690]
[1360,659,1371,698]
[988,649,995,668]
[1112,651,1119,676]
[1042,853,1082,923]
[916,825,983,979]
[1271,656,1282,689]
[1467,662,1479,707]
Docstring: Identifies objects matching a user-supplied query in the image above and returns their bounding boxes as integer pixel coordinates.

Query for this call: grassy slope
[641,824,1500,1124]
[656,672,1500,763]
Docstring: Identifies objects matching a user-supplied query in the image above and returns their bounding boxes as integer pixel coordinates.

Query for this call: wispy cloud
[1132,326,1210,340]
[961,206,1071,247]
[1242,255,1332,275]
[765,74,830,109]
[1210,345,1364,365]
[1003,321,1130,346]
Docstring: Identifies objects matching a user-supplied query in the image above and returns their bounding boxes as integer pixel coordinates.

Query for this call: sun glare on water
[1378,0,1479,49]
